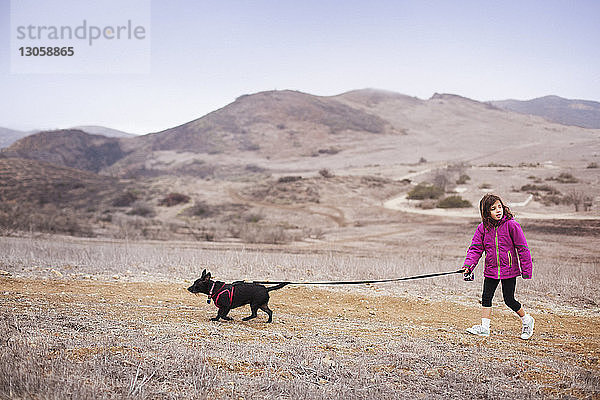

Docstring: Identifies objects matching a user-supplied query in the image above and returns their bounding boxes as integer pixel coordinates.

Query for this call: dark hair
[479,193,513,229]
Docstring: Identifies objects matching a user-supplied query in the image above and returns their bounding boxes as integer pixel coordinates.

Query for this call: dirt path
[2,277,598,398]
[383,193,600,220]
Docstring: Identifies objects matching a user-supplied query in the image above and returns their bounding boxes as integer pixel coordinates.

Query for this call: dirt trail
[383,193,600,220]
[2,277,598,388]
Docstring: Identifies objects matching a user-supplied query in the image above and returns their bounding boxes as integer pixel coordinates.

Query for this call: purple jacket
[463,216,533,280]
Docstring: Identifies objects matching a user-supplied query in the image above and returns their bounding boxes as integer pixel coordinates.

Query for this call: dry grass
[1,275,598,400]
[0,235,599,399]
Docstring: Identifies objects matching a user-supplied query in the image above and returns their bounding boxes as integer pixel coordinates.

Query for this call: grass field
[0,233,598,399]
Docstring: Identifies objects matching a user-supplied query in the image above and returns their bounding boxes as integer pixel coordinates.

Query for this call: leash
[244,269,464,286]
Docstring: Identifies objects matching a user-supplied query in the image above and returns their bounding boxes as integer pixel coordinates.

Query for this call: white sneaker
[466,324,490,337]
[521,316,535,340]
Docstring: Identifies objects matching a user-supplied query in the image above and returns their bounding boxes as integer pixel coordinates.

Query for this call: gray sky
[1,0,599,134]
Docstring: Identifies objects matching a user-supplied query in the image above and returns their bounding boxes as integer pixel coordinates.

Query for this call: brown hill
[0,157,121,207]
[491,95,600,129]
[4,90,600,178]
[1,129,128,173]
[143,89,399,155]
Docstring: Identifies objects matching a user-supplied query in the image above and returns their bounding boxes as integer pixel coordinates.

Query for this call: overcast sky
[1,0,599,134]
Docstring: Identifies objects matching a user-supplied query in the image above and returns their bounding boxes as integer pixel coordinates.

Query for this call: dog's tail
[266,283,289,292]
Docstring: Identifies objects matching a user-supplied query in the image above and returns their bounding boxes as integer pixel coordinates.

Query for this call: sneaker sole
[466,328,490,337]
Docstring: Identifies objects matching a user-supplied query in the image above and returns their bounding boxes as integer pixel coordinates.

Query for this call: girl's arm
[463,223,485,272]
[509,220,533,279]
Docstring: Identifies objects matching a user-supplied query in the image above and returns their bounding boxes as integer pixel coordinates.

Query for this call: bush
[520,184,560,195]
[587,162,598,169]
[239,225,291,244]
[159,193,191,207]
[127,201,155,217]
[547,173,579,184]
[436,196,472,208]
[456,174,471,184]
[112,191,138,207]
[319,168,334,178]
[479,183,492,189]
[407,183,444,200]
[540,194,562,206]
[186,200,213,218]
[278,176,303,183]
[318,147,341,155]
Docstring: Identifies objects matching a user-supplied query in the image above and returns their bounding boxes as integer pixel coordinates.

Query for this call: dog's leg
[242,304,259,321]
[260,304,273,323]
[212,308,232,322]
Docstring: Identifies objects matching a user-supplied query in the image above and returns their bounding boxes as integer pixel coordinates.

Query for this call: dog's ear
[204,271,211,281]
[201,269,206,279]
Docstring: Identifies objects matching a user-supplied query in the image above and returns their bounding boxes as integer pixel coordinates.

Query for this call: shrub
[520,184,560,195]
[112,191,138,207]
[244,212,263,223]
[407,183,444,200]
[547,173,579,184]
[245,164,265,173]
[127,201,155,218]
[159,193,191,207]
[432,171,451,192]
[239,225,291,244]
[436,196,472,208]
[186,200,213,218]
[318,147,341,155]
[456,174,471,184]
[319,168,334,178]
[587,162,598,169]
[479,183,492,189]
[540,194,562,206]
[563,191,593,212]
[278,176,303,183]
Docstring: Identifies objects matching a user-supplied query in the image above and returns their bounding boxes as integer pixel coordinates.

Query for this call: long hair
[480,193,513,230]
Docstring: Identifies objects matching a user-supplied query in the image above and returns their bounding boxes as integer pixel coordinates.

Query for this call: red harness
[208,282,234,308]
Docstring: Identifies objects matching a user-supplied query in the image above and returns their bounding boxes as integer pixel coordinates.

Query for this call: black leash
[245,269,464,286]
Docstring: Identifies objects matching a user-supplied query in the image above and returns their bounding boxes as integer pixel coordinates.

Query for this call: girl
[463,193,534,339]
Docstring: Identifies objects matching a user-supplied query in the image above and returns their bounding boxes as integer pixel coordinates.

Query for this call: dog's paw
[210,317,220,322]
[222,316,233,321]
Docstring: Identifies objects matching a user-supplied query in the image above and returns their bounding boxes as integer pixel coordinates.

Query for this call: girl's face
[490,200,504,221]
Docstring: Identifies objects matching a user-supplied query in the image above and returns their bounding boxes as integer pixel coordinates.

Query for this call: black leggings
[482,277,522,312]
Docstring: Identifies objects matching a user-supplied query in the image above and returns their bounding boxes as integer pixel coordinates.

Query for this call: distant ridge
[491,95,600,129]
[1,129,128,173]
[2,89,599,178]
[0,127,27,149]
[70,125,136,138]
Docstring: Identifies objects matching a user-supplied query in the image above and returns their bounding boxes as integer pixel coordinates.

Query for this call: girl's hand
[463,267,474,281]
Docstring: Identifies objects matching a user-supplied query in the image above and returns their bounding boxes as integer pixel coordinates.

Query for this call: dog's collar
[207,282,216,304]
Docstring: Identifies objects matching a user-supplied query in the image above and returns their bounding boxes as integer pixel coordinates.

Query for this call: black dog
[187,269,288,323]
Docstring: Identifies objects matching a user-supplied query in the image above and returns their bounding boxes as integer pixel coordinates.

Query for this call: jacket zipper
[495,228,500,279]
[508,251,512,267]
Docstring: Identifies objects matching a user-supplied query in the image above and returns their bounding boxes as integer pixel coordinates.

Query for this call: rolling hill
[0,157,120,207]
[3,89,599,178]
[1,129,129,173]
[0,127,29,149]
[491,95,600,129]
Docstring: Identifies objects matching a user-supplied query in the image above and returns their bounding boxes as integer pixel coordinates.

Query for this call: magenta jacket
[463,216,533,280]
